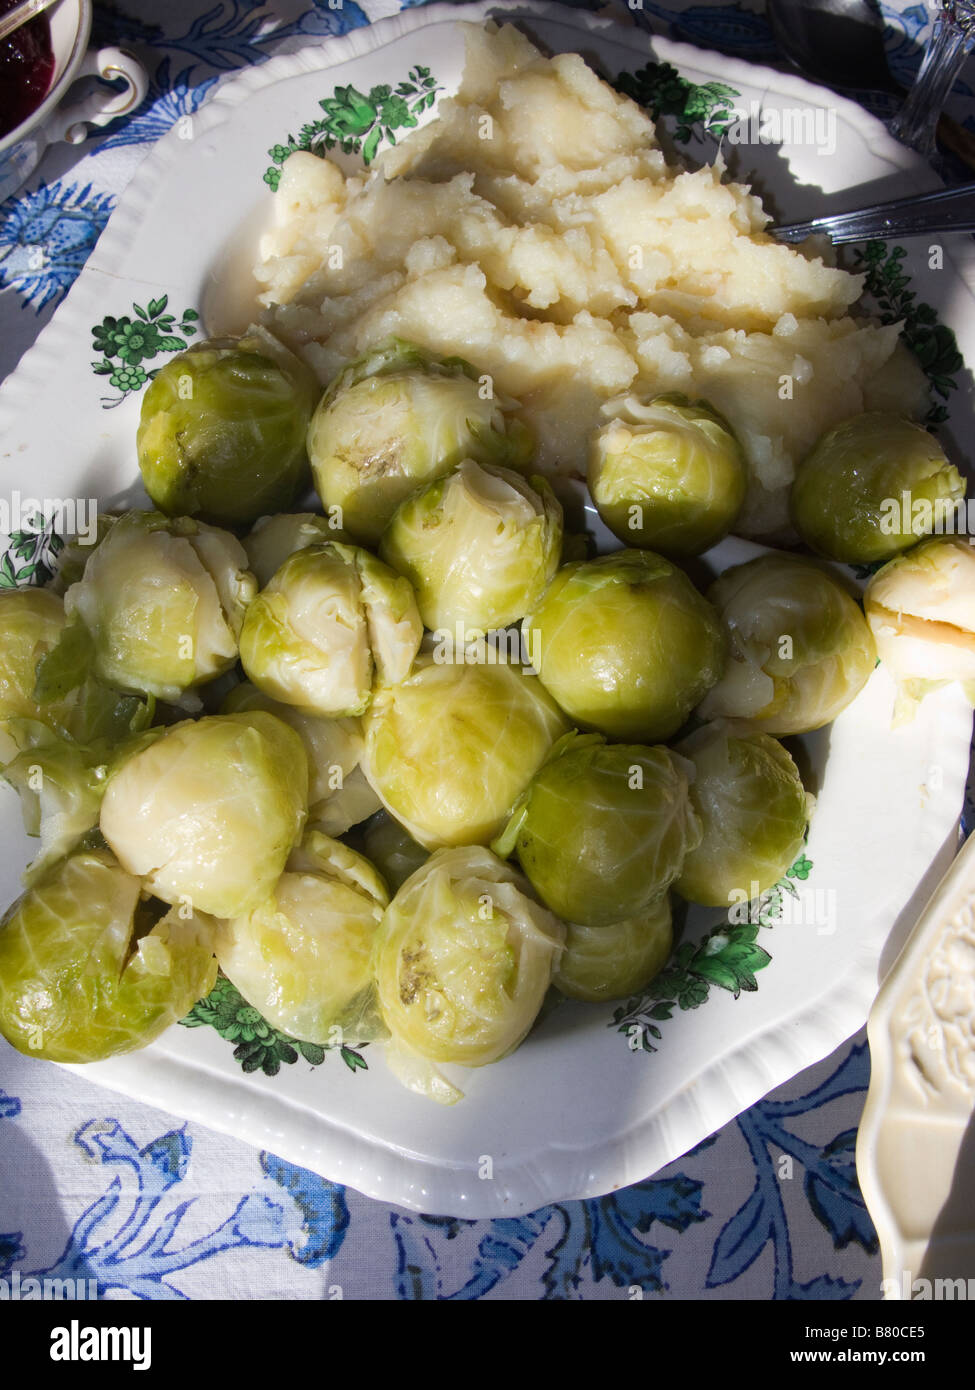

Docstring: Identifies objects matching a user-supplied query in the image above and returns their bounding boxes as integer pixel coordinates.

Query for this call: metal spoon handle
[0,0,60,44]
[773,181,975,242]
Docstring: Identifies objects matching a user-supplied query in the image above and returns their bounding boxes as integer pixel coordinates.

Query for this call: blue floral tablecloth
[1,0,973,1302]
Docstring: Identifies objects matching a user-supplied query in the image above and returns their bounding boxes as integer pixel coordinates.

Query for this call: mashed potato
[257,22,926,537]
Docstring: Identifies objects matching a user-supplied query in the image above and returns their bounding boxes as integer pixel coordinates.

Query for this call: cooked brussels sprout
[554,897,673,1002]
[523,549,726,742]
[240,540,421,712]
[698,553,876,735]
[791,412,965,563]
[865,536,975,723]
[58,511,256,703]
[243,511,347,588]
[0,849,217,1063]
[589,393,746,555]
[0,587,151,761]
[99,711,308,918]
[674,723,809,907]
[239,542,422,717]
[493,733,701,927]
[221,680,362,820]
[216,830,388,1047]
[380,459,562,637]
[375,844,564,1070]
[307,338,533,544]
[362,645,569,850]
[360,811,429,893]
[137,331,319,527]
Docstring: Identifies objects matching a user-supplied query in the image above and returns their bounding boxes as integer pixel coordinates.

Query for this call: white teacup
[0,0,147,202]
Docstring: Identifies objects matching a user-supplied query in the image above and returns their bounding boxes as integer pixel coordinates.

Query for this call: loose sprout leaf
[32,620,94,704]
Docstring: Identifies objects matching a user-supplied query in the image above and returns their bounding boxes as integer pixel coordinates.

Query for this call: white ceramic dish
[0,1,972,1218]
[858,832,975,1296]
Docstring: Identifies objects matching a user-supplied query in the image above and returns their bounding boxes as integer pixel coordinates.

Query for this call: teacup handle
[49,47,148,145]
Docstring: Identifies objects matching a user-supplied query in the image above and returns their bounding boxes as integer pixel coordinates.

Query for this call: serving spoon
[773,179,975,240]
[0,0,61,44]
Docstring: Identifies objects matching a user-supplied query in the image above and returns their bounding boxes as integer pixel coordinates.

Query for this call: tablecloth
[1,0,973,1302]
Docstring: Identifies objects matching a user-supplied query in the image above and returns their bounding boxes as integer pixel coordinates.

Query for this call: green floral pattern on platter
[90,294,199,408]
[263,65,443,189]
[181,974,368,1078]
[0,515,63,589]
[613,855,814,1055]
[613,60,741,142]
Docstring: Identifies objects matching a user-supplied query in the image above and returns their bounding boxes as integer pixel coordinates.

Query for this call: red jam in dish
[0,0,56,141]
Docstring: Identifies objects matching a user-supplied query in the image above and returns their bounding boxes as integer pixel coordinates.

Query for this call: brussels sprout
[360,812,429,893]
[523,549,726,743]
[698,553,876,735]
[554,898,673,1002]
[221,680,362,819]
[0,587,151,761]
[791,412,965,564]
[307,338,534,545]
[380,460,562,638]
[239,542,422,716]
[99,711,308,918]
[137,332,319,527]
[362,645,569,850]
[589,393,746,556]
[864,536,975,723]
[216,830,388,1047]
[493,733,701,928]
[0,849,217,1063]
[375,845,564,1070]
[243,511,348,588]
[674,723,809,907]
[58,511,256,703]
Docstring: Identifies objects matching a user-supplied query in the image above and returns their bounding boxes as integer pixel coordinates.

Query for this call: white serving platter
[0,1,972,1217]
